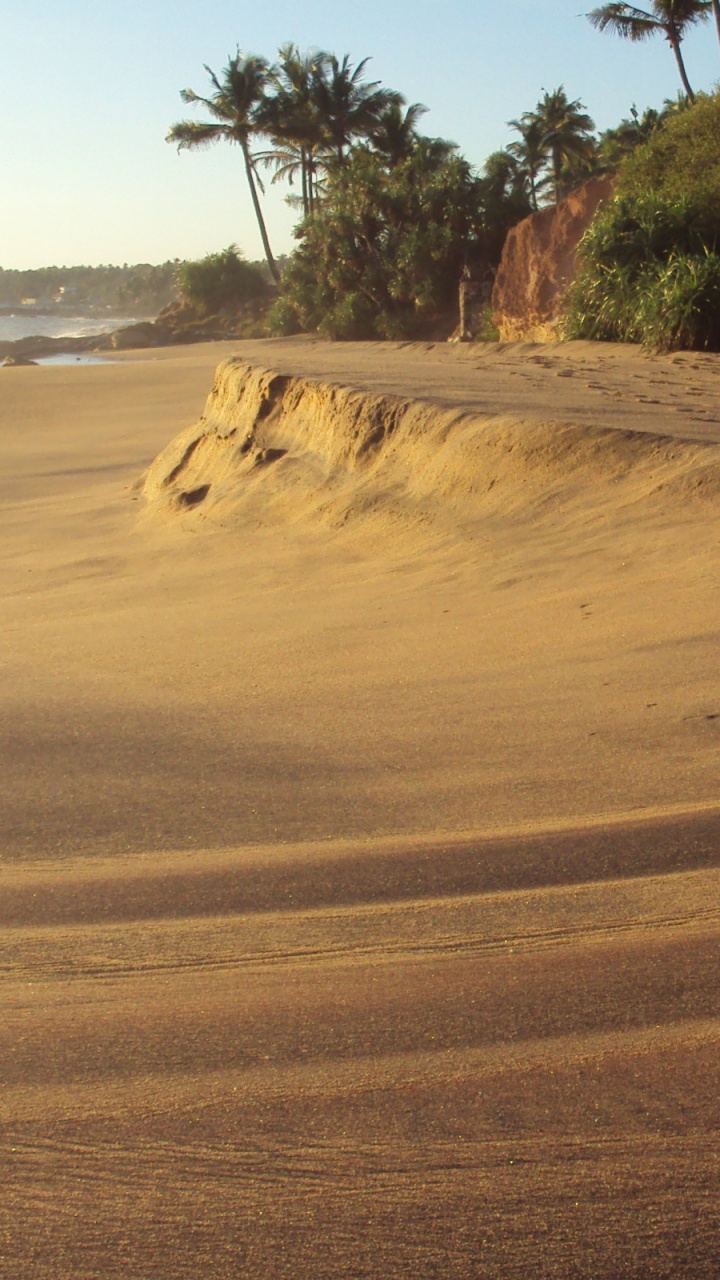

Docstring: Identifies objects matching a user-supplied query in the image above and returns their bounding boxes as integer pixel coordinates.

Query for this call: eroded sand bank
[1,338,719,1278]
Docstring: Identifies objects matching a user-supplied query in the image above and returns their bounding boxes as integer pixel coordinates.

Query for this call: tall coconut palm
[586,2,712,103]
[311,54,405,165]
[531,88,597,204]
[257,44,331,219]
[166,52,280,282]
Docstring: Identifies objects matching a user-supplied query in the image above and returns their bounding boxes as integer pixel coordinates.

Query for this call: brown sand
[1,337,719,1278]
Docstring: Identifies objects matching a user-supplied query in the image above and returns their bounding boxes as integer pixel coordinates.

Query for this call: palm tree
[257,44,330,219]
[311,54,405,165]
[586,2,712,103]
[596,102,666,168]
[368,102,428,167]
[507,114,547,209]
[166,52,280,283]
[532,88,596,204]
[477,150,532,261]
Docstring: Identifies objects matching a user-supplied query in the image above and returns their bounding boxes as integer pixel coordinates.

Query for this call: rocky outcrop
[0,298,272,364]
[492,177,615,343]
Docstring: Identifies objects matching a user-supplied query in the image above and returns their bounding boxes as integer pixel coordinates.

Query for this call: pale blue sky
[1,0,718,269]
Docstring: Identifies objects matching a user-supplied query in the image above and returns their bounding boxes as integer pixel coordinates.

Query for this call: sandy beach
[2,336,719,1278]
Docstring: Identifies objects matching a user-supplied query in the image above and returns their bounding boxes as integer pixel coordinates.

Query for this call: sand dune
[143,353,720,526]
[1,338,719,1278]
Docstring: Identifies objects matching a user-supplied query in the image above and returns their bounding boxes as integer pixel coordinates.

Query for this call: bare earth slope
[1,338,719,1278]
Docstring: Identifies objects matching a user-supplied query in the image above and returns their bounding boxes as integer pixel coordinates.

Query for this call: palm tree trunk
[668,36,696,102]
[301,149,309,220]
[553,146,562,205]
[308,156,315,216]
[712,0,720,45]
[241,140,280,283]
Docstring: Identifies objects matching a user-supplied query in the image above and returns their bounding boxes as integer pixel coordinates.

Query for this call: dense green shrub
[175,246,268,315]
[563,93,720,351]
[618,93,720,207]
[267,145,485,340]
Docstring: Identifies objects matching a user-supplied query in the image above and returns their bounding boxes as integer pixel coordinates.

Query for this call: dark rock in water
[2,354,39,366]
[0,332,113,362]
[110,321,164,350]
[492,177,615,342]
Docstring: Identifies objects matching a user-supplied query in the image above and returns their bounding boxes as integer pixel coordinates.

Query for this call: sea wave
[0,312,141,343]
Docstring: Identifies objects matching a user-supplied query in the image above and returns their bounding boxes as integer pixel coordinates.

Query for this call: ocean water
[0,312,140,343]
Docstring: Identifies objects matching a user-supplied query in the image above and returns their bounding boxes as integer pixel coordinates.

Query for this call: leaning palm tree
[311,54,405,165]
[166,52,280,283]
[586,2,712,103]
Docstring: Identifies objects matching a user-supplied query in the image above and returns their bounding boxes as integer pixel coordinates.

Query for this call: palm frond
[587,3,658,38]
[166,121,230,150]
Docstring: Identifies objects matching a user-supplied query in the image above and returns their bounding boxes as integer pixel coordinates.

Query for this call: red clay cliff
[492,176,615,342]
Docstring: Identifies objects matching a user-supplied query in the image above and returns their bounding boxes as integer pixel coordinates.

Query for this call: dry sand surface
[1,336,719,1278]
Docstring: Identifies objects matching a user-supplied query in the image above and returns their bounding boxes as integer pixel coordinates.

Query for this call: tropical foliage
[174,246,267,314]
[163,30,719,345]
[509,89,596,206]
[268,145,485,339]
[594,103,668,170]
[168,48,405,279]
[563,91,720,349]
[618,89,720,200]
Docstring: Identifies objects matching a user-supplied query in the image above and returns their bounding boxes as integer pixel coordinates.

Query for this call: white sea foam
[0,312,141,343]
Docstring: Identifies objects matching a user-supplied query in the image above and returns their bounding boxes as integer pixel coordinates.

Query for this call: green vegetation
[0,261,178,314]
[167,49,403,284]
[175,245,267,315]
[509,89,596,206]
[619,89,720,200]
[169,46,557,339]
[268,146,487,339]
[563,92,720,350]
[166,28,720,344]
[16,17,715,347]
